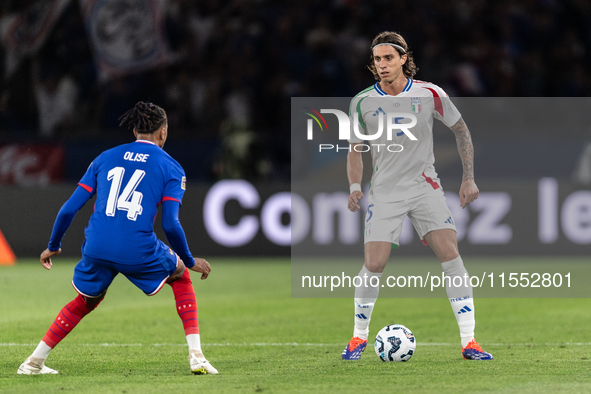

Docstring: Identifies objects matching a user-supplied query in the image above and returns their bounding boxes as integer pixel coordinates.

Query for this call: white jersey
[349,79,461,202]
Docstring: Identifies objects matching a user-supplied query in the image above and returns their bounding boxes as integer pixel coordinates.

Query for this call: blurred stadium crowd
[0,0,590,182]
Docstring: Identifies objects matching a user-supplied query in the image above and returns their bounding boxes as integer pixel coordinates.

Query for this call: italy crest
[411,97,422,114]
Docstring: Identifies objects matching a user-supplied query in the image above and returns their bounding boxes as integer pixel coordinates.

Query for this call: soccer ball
[374,324,416,362]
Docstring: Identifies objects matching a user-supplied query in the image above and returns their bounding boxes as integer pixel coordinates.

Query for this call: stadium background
[1,0,591,259]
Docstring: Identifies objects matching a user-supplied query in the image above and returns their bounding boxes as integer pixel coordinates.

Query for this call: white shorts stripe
[71,280,103,298]
[147,276,169,296]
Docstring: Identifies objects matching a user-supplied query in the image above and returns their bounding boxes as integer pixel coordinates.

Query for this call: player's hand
[40,248,61,270]
[189,258,211,280]
[459,180,479,209]
[348,191,364,212]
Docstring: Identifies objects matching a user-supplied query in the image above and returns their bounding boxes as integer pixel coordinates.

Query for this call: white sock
[187,334,201,353]
[31,341,52,360]
[353,265,382,340]
[441,256,475,348]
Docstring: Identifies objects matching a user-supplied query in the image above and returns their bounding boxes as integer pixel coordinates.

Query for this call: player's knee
[82,292,105,311]
[167,259,188,284]
[169,266,185,283]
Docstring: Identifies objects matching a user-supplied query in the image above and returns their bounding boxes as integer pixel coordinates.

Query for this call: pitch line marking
[2,342,591,347]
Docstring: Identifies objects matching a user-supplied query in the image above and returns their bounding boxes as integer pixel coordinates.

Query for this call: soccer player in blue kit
[18,102,218,375]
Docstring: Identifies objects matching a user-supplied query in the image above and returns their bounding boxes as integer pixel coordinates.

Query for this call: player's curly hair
[368,31,418,80]
[118,101,167,133]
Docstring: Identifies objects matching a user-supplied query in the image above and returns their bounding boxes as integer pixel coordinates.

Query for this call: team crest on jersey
[181,176,186,190]
[411,97,422,114]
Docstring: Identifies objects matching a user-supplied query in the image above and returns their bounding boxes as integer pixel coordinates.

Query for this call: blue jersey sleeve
[78,158,99,196]
[48,186,93,251]
[161,200,195,268]
[162,162,186,204]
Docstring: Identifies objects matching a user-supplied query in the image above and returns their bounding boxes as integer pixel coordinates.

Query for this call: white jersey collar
[135,139,157,145]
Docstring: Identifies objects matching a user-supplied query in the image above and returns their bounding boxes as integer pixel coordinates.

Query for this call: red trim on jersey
[421,239,429,246]
[78,183,93,193]
[162,196,181,204]
[424,87,443,117]
[421,172,440,190]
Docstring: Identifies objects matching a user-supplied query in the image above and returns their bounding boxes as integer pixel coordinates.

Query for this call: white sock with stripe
[353,266,382,340]
[442,256,475,348]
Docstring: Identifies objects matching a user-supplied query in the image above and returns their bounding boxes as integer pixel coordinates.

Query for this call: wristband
[350,183,362,194]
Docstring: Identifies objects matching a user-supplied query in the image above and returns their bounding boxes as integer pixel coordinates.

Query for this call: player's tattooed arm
[450,117,479,208]
[449,117,475,182]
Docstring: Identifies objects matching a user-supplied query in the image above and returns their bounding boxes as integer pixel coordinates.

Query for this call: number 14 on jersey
[106,167,145,221]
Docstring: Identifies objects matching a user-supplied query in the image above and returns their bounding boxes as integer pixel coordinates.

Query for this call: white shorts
[364,188,456,246]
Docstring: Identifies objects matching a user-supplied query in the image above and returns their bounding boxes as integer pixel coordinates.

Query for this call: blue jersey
[77,140,186,264]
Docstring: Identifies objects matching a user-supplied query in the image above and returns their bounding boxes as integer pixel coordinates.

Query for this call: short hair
[118,101,167,133]
[368,31,418,80]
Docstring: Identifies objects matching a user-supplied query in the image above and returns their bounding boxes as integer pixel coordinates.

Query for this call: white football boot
[189,350,218,375]
[17,356,58,375]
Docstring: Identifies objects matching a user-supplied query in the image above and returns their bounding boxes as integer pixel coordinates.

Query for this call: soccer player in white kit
[342,31,493,361]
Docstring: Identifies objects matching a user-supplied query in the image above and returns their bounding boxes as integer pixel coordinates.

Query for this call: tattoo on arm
[449,117,474,182]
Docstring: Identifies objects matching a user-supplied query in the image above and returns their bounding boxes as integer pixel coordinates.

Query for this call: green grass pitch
[1,257,591,393]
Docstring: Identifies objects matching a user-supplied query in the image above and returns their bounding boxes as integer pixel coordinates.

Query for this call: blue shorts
[72,249,178,297]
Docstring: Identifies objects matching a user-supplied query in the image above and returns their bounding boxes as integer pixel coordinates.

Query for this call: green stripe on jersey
[356,96,368,130]
[349,86,374,117]
[349,85,374,133]
[353,85,374,98]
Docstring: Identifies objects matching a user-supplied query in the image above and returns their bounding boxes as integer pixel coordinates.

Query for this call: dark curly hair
[118,101,167,133]
[368,31,418,80]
